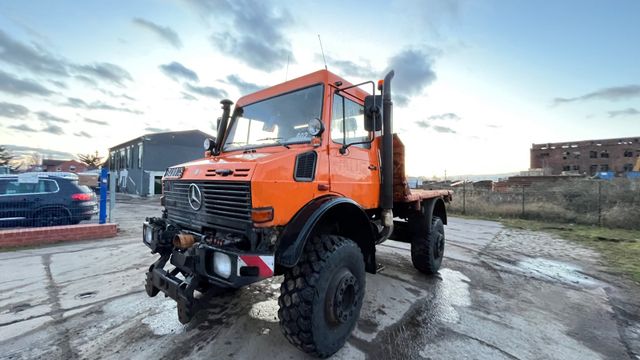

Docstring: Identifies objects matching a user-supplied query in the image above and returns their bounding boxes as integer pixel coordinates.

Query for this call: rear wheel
[409,214,445,274]
[35,209,70,227]
[278,235,365,358]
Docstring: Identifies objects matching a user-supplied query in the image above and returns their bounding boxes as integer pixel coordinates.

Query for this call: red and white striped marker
[237,255,274,277]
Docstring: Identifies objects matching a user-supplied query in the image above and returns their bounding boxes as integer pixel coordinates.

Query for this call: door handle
[368,165,378,171]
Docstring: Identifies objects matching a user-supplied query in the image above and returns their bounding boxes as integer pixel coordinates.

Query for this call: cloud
[181,92,197,101]
[184,83,228,99]
[195,0,293,72]
[42,124,65,135]
[145,126,170,133]
[159,61,199,82]
[428,112,460,121]
[608,107,639,118]
[415,120,430,129]
[432,125,456,134]
[0,102,30,119]
[320,55,377,79]
[133,18,183,49]
[385,48,438,106]
[36,111,70,123]
[74,131,92,138]
[84,117,108,126]
[64,97,143,114]
[0,69,54,96]
[553,85,640,105]
[73,62,133,87]
[4,144,74,159]
[224,74,262,94]
[8,124,37,132]
[0,29,68,76]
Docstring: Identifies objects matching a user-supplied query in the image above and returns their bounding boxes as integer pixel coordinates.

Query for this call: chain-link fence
[0,170,115,229]
[448,178,640,229]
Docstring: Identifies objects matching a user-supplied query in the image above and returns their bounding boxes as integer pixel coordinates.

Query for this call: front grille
[164,180,251,233]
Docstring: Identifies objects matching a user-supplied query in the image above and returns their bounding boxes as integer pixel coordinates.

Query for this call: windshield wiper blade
[256,137,290,149]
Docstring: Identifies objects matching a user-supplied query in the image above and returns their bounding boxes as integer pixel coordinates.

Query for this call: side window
[4,181,37,194]
[331,94,369,148]
[36,180,58,193]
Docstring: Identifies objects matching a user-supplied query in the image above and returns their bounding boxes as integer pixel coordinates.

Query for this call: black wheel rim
[434,232,445,259]
[326,268,360,326]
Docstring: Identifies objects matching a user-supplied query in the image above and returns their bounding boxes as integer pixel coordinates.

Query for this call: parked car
[0,172,98,227]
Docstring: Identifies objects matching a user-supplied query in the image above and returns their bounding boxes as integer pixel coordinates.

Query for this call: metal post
[109,170,116,223]
[597,181,602,227]
[521,186,525,218]
[462,181,466,215]
[99,167,108,224]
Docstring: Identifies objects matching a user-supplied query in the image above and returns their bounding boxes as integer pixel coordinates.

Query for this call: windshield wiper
[256,137,290,149]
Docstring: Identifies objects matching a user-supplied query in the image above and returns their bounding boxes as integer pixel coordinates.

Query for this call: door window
[331,94,369,148]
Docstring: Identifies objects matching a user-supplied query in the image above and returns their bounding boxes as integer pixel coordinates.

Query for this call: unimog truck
[142,69,452,357]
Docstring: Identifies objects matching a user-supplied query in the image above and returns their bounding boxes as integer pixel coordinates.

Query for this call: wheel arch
[275,196,377,274]
[423,197,447,232]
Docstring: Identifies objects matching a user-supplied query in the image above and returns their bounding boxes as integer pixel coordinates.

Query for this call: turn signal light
[251,207,274,223]
[71,193,92,201]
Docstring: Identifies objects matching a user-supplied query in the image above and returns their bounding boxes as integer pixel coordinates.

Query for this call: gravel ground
[0,197,638,359]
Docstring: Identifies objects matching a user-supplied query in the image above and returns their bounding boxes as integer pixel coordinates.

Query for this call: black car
[0,173,98,227]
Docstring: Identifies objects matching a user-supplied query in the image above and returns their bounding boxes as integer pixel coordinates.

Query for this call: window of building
[138,142,143,168]
[562,165,571,171]
[589,165,598,175]
[589,151,597,158]
[600,164,609,171]
[538,152,550,158]
[119,149,125,169]
[624,150,633,157]
[331,94,369,148]
[600,151,609,158]
[572,165,580,171]
[69,165,76,171]
[623,163,634,172]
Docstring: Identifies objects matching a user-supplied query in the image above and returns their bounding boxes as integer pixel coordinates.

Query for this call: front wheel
[278,235,365,358]
[410,215,445,274]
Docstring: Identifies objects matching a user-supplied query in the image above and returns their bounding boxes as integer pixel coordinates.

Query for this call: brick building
[530,136,640,176]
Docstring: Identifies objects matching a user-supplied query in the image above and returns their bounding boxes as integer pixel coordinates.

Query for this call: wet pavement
[1,199,639,359]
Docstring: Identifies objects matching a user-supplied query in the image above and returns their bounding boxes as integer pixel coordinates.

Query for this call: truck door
[328,92,380,209]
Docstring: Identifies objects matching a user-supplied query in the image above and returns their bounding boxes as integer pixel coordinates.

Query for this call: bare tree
[0,145,13,166]
[78,151,103,169]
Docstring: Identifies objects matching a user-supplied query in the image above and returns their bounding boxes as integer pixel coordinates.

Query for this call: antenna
[318,34,327,70]
[285,54,290,81]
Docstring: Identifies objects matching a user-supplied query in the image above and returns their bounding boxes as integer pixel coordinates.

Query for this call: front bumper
[143,220,274,290]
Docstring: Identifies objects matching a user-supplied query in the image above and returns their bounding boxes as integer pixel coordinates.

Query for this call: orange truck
[143,69,452,357]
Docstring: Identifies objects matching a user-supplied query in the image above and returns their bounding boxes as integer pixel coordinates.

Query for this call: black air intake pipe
[214,99,234,155]
[381,70,395,211]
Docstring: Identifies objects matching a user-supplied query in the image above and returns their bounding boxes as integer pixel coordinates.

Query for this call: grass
[500,218,640,284]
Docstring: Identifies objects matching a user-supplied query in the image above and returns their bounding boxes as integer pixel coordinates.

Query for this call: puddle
[514,258,598,287]
[74,291,97,300]
[434,269,472,323]
[248,299,279,323]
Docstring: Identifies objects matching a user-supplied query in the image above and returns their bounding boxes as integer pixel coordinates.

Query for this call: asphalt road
[1,198,639,359]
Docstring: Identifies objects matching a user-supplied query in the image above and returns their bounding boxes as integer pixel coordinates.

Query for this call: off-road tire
[410,215,445,274]
[278,235,365,358]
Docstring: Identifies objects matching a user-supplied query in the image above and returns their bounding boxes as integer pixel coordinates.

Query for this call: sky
[0,0,639,177]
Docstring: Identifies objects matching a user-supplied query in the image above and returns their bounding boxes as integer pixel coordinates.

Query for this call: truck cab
[143,69,451,358]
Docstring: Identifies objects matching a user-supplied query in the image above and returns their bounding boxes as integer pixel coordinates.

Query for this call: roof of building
[42,159,66,166]
[109,129,215,150]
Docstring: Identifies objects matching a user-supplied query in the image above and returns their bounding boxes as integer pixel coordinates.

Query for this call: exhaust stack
[214,99,234,155]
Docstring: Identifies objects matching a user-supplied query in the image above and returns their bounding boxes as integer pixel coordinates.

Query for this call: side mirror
[364,95,382,132]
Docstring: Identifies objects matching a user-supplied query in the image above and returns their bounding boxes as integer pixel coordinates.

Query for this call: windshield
[223,84,324,151]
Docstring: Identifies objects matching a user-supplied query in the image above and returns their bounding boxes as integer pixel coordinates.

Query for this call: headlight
[204,137,216,151]
[213,252,232,278]
[144,225,154,244]
[307,118,324,136]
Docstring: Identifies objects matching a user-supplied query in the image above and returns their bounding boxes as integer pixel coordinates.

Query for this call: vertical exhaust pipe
[381,70,395,230]
[214,99,234,155]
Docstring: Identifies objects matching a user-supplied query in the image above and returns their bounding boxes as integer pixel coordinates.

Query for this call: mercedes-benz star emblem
[188,184,202,211]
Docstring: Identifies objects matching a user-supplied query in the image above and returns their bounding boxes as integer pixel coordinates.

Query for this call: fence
[448,178,640,229]
[0,168,116,229]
